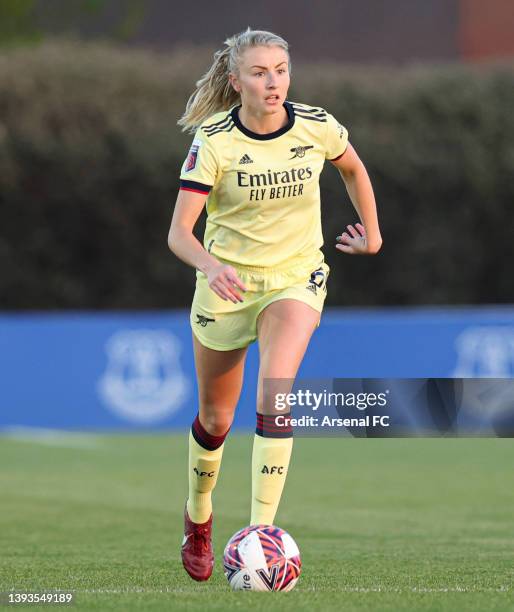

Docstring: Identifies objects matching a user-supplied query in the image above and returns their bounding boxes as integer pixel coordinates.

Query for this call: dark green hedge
[1,41,513,308]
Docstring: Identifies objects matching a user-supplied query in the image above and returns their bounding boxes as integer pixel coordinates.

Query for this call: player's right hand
[206,263,247,303]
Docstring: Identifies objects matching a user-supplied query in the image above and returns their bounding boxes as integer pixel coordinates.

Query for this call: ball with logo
[223,525,301,591]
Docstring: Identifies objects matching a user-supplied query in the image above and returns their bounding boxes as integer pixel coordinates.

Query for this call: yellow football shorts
[190,257,330,351]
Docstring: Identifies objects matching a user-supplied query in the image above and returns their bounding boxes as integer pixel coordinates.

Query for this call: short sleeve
[325,113,349,161]
[179,128,219,195]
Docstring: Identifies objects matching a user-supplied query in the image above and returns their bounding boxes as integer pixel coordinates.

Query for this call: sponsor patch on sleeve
[185,138,202,172]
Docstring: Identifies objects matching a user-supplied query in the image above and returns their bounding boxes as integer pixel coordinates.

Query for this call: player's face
[231,46,290,115]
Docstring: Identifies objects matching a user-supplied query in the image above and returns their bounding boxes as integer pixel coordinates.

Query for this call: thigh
[191,272,258,350]
[193,334,248,433]
[256,299,320,413]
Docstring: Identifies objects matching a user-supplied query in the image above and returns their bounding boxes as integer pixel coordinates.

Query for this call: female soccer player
[168,28,382,581]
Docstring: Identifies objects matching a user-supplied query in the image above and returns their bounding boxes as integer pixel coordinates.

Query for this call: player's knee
[201,412,233,437]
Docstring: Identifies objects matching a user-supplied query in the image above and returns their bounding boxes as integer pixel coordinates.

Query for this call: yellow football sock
[186,430,225,524]
[250,434,293,526]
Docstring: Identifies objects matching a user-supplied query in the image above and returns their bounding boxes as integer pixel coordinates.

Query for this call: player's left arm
[330,143,382,255]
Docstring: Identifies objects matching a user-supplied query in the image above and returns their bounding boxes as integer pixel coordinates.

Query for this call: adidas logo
[239,153,253,164]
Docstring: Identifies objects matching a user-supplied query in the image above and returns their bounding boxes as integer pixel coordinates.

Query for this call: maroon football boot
[181,503,214,581]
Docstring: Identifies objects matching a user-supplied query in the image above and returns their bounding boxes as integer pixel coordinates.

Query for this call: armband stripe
[180,179,212,194]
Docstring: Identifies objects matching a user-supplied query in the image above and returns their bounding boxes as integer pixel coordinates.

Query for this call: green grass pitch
[1,433,513,611]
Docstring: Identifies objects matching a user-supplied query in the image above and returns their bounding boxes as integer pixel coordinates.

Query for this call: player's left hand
[336,223,374,255]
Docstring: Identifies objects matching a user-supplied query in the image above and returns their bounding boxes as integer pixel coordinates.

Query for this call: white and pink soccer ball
[223,525,301,591]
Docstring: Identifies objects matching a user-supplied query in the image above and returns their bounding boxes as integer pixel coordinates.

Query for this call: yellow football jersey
[179,101,348,268]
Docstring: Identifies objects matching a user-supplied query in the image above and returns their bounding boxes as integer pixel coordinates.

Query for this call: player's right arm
[168,189,247,303]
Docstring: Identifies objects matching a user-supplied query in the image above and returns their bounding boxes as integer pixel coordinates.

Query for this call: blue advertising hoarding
[1,308,514,430]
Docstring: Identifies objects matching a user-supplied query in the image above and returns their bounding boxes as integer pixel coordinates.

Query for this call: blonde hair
[178,28,290,133]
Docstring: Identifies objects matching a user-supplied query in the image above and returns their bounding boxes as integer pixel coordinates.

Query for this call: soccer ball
[223,524,301,591]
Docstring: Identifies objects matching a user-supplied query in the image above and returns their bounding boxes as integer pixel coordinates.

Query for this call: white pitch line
[0,427,102,449]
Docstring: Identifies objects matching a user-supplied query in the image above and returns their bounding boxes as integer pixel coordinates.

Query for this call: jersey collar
[230,101,295,141]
